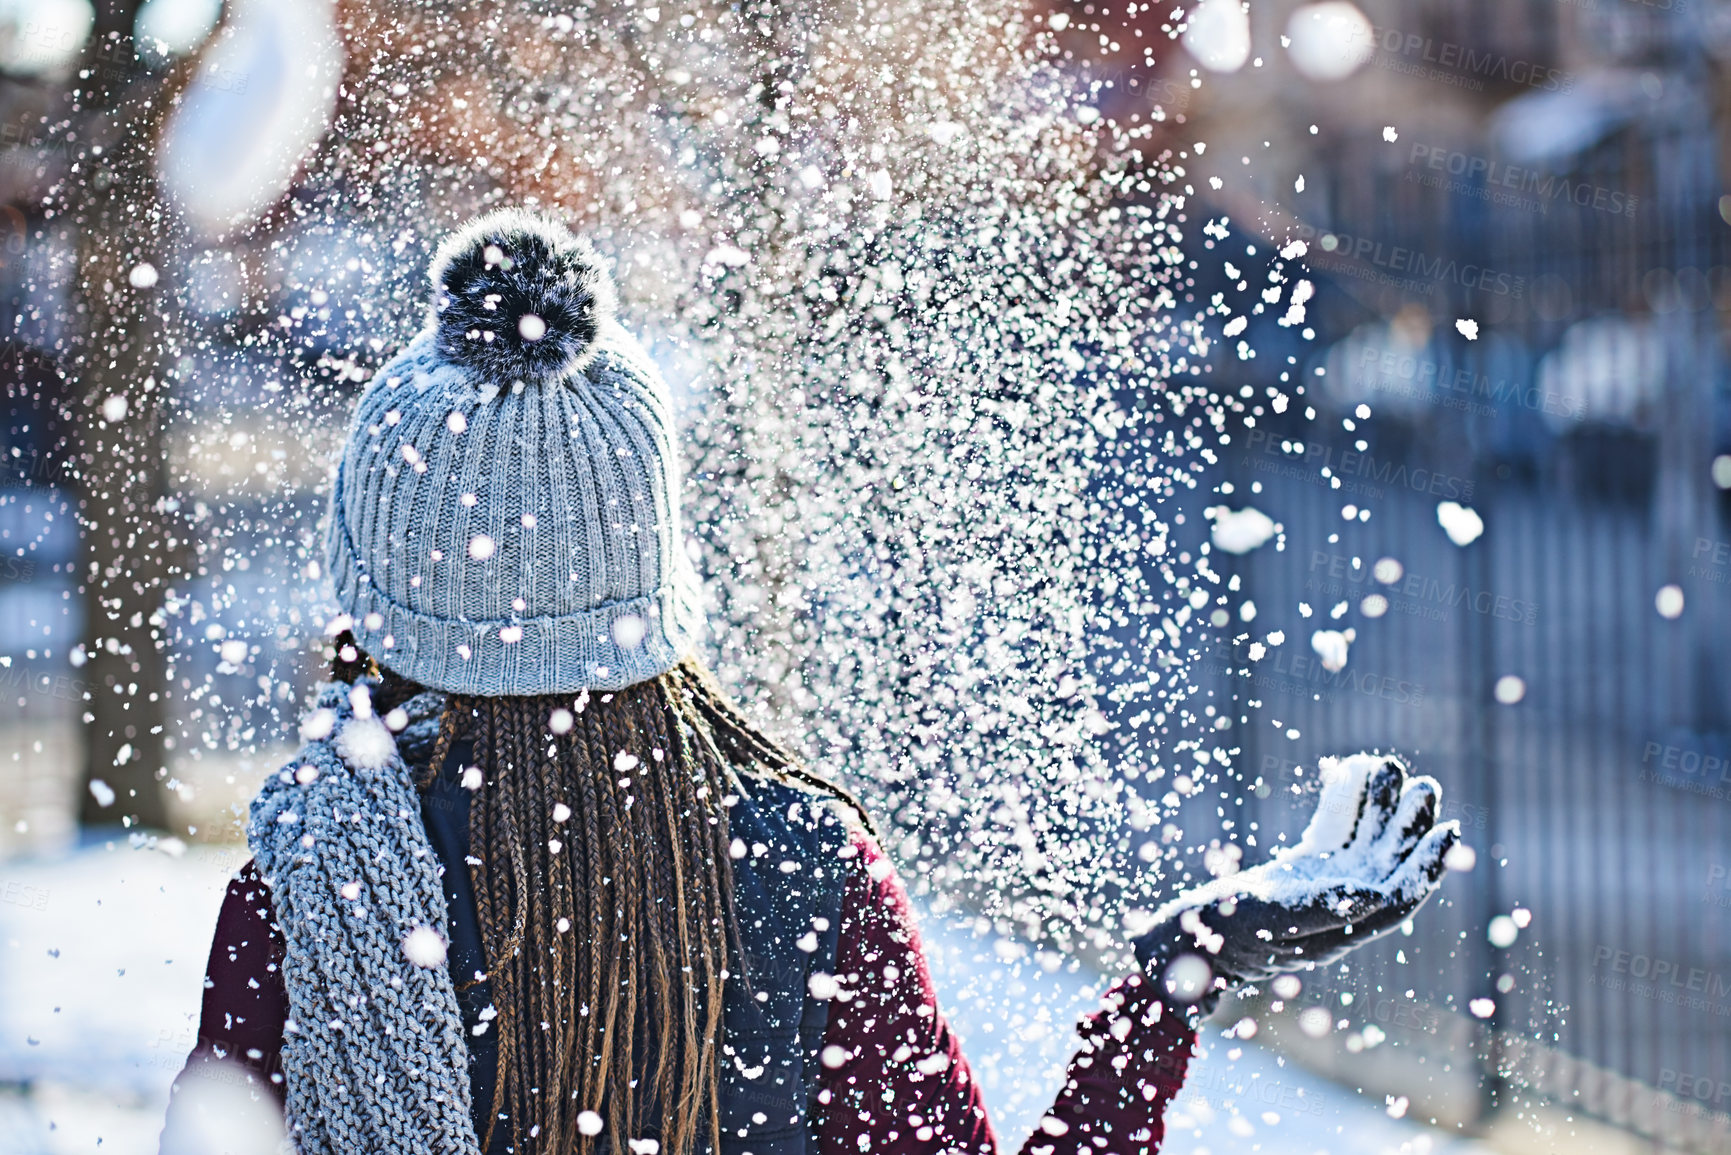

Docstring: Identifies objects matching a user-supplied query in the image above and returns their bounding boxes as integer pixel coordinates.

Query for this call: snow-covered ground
[0,842,1492,1154]
[0,839,242,1153]
[917,908,1495,1155]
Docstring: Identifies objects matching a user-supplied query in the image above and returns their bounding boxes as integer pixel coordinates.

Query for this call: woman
[164,211,1459,1155]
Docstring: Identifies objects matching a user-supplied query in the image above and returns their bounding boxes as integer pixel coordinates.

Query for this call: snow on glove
[1132,753,1461,1014]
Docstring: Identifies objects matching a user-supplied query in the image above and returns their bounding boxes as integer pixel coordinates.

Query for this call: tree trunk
[68,7,178,831]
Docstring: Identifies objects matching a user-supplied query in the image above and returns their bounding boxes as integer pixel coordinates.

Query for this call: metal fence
[1167,73,1731,1144]
[1203,432,1731,1146]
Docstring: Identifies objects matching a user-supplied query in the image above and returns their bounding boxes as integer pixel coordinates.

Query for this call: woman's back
[162,211,1457,1155]
[166,667,1197,1155]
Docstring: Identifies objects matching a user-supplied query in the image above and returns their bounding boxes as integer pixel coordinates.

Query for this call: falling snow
[0,0,1601,1149]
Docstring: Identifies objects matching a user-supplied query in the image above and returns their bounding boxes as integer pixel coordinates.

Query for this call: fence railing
[1191,392,1731,1148]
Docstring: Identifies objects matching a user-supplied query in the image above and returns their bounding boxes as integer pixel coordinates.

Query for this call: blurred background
[0,0,1727,1152]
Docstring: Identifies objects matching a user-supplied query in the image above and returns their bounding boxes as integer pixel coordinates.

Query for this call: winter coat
[164,743,1197,1155]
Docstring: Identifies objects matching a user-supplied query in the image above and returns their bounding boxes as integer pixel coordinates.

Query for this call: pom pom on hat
[328,208,704,696]
[429,209,617,386]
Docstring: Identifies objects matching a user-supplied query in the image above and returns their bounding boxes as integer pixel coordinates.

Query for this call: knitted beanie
[325,209,703,695]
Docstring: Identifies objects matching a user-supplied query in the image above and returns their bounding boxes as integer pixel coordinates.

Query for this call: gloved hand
[1132,754,1461,1014]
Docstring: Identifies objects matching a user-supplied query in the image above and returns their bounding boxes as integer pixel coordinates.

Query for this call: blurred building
[1059,0,1731,1150]
[0,0,1727,1150]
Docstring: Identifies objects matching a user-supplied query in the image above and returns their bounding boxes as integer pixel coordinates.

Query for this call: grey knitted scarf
[249,680,483,1155]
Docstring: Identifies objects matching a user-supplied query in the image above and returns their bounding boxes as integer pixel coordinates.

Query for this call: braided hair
[336,637,866,1154]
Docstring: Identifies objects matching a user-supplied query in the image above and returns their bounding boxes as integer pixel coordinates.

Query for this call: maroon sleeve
[813,832,999,1155]
[1019,974,1194,1155]
[813,833,1196,1155]
[164,860,288,1112]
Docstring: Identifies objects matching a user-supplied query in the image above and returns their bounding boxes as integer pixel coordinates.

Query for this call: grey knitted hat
[325,209,703,695]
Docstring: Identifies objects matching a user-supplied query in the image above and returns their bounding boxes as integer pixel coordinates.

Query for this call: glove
[1132,754,1461,1014]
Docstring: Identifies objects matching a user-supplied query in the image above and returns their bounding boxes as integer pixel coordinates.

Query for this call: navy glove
[1133,754,1461,1014]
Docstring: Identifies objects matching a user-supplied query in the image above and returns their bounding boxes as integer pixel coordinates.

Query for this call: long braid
[476,696,537,1150]
[647,718,695,1125]
[348,649,858,1155]
[570,698,608,1131]
[594,697,633,1141]
[647,675,729,1136]
[420,695,465,793]
[500,697,544,1145]
[678,663,877,836]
